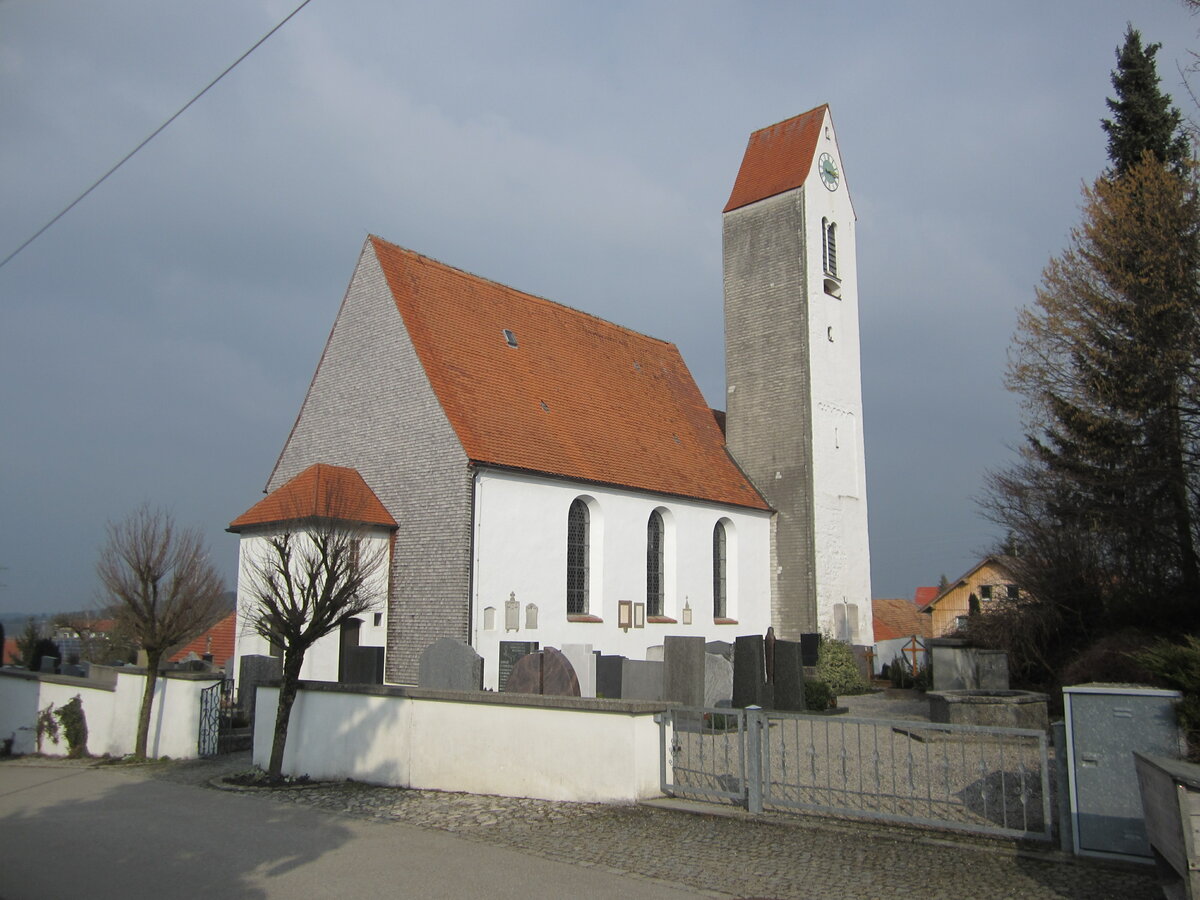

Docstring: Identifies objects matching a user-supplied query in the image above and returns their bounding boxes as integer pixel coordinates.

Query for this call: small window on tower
[822,219,841,297]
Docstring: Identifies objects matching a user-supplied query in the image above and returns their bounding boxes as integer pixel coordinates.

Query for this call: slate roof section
[873,597,933,642]
[369,236,769,510]
[169,611,236,668]
[230,463,397,531]
[724,105,828,213]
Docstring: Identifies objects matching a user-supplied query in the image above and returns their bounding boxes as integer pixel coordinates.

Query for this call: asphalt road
[0,764,708,900]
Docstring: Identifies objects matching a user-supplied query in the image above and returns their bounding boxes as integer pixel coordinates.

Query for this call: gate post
[745,707,764,814]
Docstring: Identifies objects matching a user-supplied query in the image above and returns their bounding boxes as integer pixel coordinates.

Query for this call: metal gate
[198,679,243,757]
[661,708,1054,842]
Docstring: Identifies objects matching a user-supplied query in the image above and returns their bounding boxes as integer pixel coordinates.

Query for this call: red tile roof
[913,586,938,609]
[370,237,769,510]
[170,612,236,668]
[724,105,829,213]
[230,463,397,531]
[873,597,933,642]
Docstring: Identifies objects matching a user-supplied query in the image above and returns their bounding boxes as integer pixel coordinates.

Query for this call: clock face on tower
[818,152,839,191]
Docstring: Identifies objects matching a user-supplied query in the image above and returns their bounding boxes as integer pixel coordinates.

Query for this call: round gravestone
[503,647,580,697]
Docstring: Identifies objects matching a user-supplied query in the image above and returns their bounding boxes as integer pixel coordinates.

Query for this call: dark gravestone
[238,654,282,725]
[342,646,385,685]
[663,636,705,706]
[504,647,580,697]
[418,637,483,691]
[800,633,822,667]
[733,635,769,708]
[621,659,664,701]
[39,656,59,674]
[498,640,538,691]
[773,639,806,711]
[597,654,626,699]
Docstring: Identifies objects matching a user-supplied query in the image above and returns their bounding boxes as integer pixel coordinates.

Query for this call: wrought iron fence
[661,708,1054,842]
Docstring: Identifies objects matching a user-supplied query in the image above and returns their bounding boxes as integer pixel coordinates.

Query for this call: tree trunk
[268,651,305,781]
[134,649,162,758]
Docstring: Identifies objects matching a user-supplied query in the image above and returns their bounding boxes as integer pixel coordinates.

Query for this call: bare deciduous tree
[97,505,226,758]
[239,513,387,781]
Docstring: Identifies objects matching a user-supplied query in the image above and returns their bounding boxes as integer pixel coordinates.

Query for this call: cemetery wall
[0,668,220,758]
[254,681,666,802]
[471,468,772,690]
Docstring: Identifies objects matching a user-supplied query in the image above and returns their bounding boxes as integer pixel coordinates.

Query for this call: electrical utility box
[1064,684,1183,860]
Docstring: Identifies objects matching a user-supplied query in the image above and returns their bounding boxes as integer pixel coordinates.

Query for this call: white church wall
[231,528,392,686]
[802,110,873,642]
[470,468,771,690]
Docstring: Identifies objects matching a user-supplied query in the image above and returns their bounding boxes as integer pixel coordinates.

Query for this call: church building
[229,104,872,688]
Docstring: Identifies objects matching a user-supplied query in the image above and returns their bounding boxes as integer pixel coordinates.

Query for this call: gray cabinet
[1064,684,1183,860]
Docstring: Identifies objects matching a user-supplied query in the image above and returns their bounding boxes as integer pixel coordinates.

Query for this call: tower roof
[230,463,397,531]
[724,105,828,213]
[369,237,769,510]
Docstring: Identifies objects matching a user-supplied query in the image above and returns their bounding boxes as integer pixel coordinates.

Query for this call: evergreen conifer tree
[1102,25,1189,175]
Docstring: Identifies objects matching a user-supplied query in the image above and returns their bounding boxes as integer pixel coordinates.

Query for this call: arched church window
[713,521,728,619]
[646,511,664,617]
[567,499,590,615]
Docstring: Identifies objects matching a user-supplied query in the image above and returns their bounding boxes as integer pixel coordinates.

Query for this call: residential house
[924,556,1023,637]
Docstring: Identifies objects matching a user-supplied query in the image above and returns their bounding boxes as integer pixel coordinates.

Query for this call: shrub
[55,695,88,758]
[804,680,835,711]
[817,637,870,696]
[35,703,59,753]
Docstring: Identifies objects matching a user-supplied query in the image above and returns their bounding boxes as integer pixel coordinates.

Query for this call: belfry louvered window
[822,218,838,278]
[646,511,664,617]
[567,499,589,615]
[713,521,728,619]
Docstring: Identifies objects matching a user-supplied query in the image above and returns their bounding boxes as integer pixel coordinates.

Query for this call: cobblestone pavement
[11,751,1156,900]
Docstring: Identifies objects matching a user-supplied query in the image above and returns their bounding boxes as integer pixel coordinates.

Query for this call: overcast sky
[2,0,1197,617]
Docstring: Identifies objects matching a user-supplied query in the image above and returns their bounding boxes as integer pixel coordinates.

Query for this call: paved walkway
[0,749,1160,900]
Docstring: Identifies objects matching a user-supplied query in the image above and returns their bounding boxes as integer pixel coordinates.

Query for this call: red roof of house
[724,105,828,213]
[169,612,236,668]
[913,586,938,609]
[370,237,769,510]
[873,597,933,642]
[230,463,397,531]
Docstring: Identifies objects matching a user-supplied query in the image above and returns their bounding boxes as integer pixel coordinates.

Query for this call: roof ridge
[368,235,677,349]
[748,103,828,136]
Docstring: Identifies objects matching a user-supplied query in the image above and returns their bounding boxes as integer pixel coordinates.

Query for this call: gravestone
[504,647,580,697]
[498,640,539,691]
[39,656,59,674]
[621,659,664,701]
[800,633,822,667]
[704,653,734,707]
[238,654,282,725]
[597,654,625,699]
[664,636,705,706]
[646,645,664,662]
[342,646,385,685]
[418,637,483,691]
[733,634,770,708]
[772,639,806,711]
[705,640,733,661]
[561,644,596,698]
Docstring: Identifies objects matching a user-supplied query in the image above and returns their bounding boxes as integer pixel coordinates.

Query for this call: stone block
[705,641,733,661]
[418,637,484,691]
[663,636,705,706]
[561,643,596,698]
[704,653,733,708]
[773,639,805,711]
[621,659,663,701]
[646,645,664,662]
[596,654,625,699]
[733,635,768,708]
[800,633,821,667]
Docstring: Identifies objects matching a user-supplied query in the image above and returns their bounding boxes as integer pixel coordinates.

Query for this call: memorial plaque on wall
[499,641,539,690]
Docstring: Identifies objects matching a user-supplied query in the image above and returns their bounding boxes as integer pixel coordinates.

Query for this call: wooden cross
[902,636,923,676]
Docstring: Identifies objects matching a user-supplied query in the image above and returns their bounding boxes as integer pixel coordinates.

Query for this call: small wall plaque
[633,602,645,629]
[618,600,633,631]
[483,606,496,631]
[505,592,520,632]
[525,603,538,630]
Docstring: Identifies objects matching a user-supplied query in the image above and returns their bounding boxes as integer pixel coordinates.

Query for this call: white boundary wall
[255,682,667,803]
[0,668,219,758]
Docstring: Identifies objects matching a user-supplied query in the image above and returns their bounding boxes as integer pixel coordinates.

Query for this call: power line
[0,0,315,272]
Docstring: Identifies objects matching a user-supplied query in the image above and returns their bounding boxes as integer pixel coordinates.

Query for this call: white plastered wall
[470,468,771,689]
[231,527,392,686]
[803,108,873,642]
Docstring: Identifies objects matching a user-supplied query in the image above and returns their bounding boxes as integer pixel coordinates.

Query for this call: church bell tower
[723,105,872,642]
